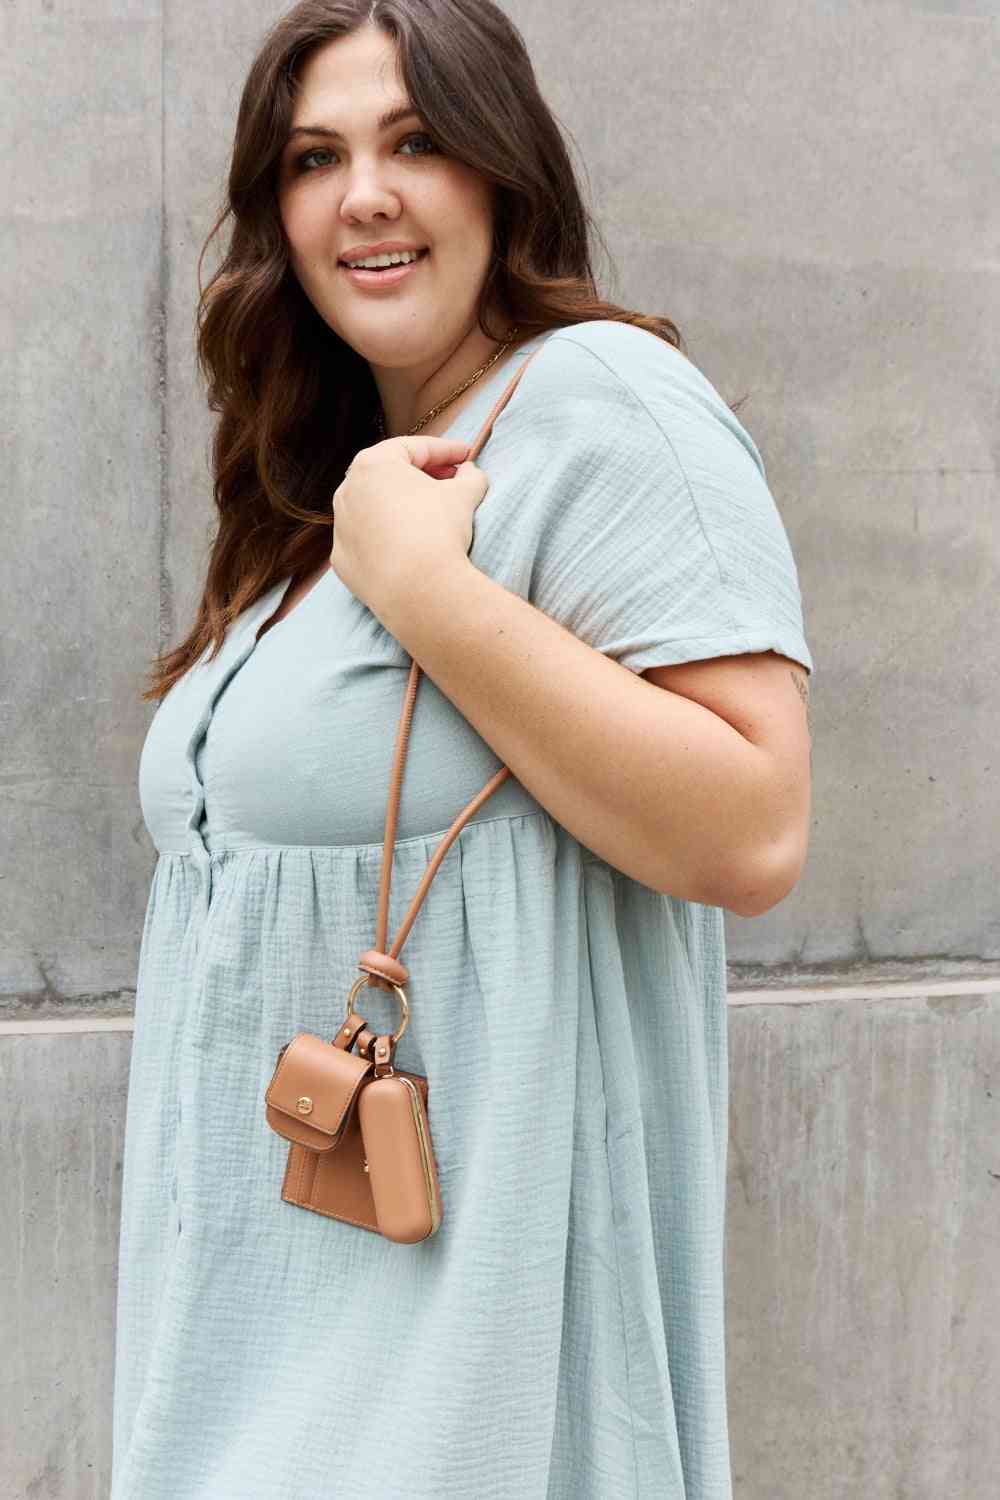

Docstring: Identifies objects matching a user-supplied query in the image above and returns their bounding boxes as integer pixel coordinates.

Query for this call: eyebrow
[285,104,421,146]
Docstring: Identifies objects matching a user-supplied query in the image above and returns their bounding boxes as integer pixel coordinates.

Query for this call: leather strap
[357,349,542,994]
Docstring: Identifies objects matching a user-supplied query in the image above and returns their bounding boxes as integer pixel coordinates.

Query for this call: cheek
[282,206,321,260]
[430,215,494,277]
[277,190,326,264]
[426,168,494,251]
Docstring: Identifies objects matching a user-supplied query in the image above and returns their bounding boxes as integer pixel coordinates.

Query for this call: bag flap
[264,1032,373,1150]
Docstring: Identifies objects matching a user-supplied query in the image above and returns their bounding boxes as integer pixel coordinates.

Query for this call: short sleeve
[470,323,815,678]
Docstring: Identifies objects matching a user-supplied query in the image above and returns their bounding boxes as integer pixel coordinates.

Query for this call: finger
[447,460,489,497]
[365,435,473,468]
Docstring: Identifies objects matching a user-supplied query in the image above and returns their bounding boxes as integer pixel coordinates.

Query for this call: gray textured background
[2,0,997,1495]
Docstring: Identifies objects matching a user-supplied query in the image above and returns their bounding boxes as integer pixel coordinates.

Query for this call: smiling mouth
[339,249,430,273]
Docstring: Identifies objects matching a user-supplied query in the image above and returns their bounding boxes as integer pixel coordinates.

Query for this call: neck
[373,320,520,438]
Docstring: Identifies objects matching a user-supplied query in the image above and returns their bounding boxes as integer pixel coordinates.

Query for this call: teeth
[345,249,424,269]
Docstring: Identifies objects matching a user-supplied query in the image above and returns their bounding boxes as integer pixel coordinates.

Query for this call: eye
[293,132,439,175]
[399,132,439,159]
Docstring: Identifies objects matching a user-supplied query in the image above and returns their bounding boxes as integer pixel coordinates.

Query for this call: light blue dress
[111,320,814,1499]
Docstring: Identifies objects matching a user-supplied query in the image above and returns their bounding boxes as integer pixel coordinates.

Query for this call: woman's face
[276,23,496,377]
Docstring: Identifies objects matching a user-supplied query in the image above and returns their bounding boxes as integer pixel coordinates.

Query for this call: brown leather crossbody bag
[263,349,541,1244]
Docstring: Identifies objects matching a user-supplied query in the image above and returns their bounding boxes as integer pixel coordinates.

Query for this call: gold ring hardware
[345,972,409,1043]
[296,1096,314,1115]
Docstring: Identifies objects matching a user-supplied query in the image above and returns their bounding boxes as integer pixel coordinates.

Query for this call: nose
[339,160,403,227]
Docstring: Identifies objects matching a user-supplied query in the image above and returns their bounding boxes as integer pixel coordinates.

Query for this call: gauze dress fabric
[111,320,814,1500]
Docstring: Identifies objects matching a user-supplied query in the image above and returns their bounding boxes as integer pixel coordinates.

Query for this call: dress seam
[548,332,730,590]
[153,807,556,858]
[605,1129,643,1497]
[581,879,643,1495]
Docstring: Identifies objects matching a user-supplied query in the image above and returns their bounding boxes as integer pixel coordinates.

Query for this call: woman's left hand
[329,435,490,622]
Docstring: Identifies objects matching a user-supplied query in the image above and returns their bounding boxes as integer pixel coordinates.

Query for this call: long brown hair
[144,0,721,704]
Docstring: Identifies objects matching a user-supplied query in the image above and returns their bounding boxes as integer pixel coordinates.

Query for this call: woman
[111,1,814,1496]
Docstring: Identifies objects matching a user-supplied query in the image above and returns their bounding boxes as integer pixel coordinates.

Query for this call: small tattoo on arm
[790,668,812,736]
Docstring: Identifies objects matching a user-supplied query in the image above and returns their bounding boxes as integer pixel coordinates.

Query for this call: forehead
[290,25,405,125]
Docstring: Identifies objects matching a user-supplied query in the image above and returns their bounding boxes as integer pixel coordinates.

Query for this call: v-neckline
[249,327,563,646]
[253,565,333,644]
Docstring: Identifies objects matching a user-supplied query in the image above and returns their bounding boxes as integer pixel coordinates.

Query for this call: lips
[339,248,429,268]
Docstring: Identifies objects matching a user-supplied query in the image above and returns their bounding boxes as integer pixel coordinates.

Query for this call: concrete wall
[3,0,997,1494]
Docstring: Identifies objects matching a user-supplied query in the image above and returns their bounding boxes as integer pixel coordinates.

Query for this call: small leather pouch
[265,1031,373,1152]
[358,1034,443,1244]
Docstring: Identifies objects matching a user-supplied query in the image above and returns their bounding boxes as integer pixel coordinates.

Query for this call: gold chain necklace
[373,327,521,439]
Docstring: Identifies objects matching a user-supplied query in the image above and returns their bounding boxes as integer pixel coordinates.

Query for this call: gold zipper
[399,1076,441,1233]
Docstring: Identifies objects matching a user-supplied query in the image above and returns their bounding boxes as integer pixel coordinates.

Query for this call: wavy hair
[143,0,722,703]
